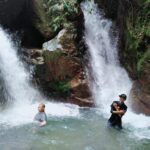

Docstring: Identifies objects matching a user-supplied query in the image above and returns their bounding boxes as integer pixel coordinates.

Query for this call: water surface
[0,109,149,150]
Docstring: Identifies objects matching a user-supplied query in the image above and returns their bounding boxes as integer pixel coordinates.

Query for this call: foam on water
[81,0,150,139]
[0,102,79,126]
[0,27,79,127]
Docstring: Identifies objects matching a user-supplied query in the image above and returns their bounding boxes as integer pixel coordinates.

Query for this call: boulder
[35,30,92,105]
[42,50,82,82]
[130,81,150,116]
[130,51,150,115]
[23,48,44,65]
[70,73,91,99]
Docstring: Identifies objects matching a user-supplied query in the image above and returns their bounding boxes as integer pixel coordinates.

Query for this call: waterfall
[0,29,40,105]
[0,28,79,126]
[81,0,150,139]
[81,0,132,113]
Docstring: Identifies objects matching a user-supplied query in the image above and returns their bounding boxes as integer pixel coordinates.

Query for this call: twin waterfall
[0,0,150,139]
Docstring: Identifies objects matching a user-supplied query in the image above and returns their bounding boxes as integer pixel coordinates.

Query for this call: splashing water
[0,27,79,126]
[0,0,150,142]
[81,0,150,139]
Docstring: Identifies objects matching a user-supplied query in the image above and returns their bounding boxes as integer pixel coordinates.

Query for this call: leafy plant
[42,0,79,32]
[43,50,65,62]
[48,81,71,96]
[125,0,150,76]
[137,49,150,74]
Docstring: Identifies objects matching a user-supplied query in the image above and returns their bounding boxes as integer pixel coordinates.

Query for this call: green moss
[48,81,71,96]
[36,0,80,35]
[34,64,45,79]
[43,50,65,62]
[124,0,150,77]
[137,49,150,74]
[43,50,65,80]
[126,1,149,47]
[43,49,78,81]
[59,23,77,51]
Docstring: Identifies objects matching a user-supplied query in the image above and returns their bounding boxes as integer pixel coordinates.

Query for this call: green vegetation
[48,0,79,31]
[41,50,77,97]
[48,80,71,96]
[37,0,80,35]
[43,50,67,81]
[137,48,150,74]
[35,50,72,97]
[43,50,65,62]
[125,0,150,76]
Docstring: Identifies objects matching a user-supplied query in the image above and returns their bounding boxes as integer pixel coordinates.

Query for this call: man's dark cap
[119,94,127,100]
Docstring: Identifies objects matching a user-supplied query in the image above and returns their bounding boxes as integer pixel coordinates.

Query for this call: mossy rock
[42,49,81,80]
[47,80,71,97]
[122,0,150,78]
[35,0,81,39]
[35,49,82,97]
[59,23,77,54]
[138,48,150,75]
[43,50,65,62]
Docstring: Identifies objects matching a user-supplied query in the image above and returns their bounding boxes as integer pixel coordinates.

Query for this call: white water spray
[81,0,150,139]
[81,0,132,112]
[0,28,79,126]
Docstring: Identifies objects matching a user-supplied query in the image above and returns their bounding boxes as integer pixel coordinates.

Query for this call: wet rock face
[34,26,92,105]
[35,49,92,106]
[0,0,85,48]
[32,0,92,106]
[117,0,150,115]
[0,0,44,48]
[130,54,150,115]
[95,0,119,19]
[0,0,35,29]
[130,81,150,116]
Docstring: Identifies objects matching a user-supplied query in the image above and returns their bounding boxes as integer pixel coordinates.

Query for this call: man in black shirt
[108,94,127,129]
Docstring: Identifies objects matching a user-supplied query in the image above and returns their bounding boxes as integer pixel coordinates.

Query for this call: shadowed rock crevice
[0,0,45,48]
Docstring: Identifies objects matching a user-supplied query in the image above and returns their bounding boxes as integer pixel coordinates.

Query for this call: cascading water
[81,0,150,139]
[0,2,150,150]
[0,27,79,126]
[81,0,131,116]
